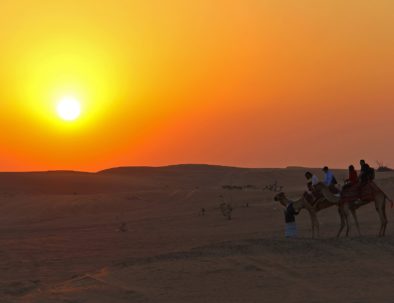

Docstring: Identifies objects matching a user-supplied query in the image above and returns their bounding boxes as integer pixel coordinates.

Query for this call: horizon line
[0,163,351,174]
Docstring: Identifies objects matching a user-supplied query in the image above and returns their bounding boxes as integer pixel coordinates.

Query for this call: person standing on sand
[278,197,299,238]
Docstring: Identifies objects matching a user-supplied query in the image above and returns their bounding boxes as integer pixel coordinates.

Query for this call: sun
[56,97,81,121]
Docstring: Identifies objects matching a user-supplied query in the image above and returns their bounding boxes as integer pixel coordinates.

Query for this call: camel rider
[322,166,339,193]
[359,159,375,184]
[343,165,358,191]
[305,171,319,198]
[347,165,358,185]
[305,171,318,186]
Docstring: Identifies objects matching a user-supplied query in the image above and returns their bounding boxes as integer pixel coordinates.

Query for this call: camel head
[274,192,291,208]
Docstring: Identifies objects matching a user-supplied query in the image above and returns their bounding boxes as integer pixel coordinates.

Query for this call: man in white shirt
[322,166,335,186]
[322,166,339,193]
[305,171,319,200]
[305,171,319,187]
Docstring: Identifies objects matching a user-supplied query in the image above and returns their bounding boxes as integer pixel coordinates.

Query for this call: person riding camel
[322,166,339,193]
[359,159,375,185]
[305,171,320,201]
[347,165,358,185]
[342,165,358,191]
[305,171,318,189]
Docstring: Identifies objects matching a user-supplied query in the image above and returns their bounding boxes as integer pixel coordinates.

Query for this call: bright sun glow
[57,97,81,121]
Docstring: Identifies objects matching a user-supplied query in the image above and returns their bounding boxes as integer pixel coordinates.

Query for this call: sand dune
[0,165,393,302]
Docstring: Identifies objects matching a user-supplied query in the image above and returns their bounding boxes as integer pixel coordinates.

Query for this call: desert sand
[0,165,393,303]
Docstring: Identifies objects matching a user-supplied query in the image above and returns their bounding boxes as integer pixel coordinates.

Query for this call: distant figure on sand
[277,197,299,238]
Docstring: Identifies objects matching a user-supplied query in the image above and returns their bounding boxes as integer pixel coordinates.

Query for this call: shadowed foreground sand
[0,165,393,302]
[23,237,394,303]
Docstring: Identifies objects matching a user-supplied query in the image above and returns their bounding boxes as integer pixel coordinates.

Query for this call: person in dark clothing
[359,159,374,184]
[347,165,358,185]
[343,165,358,191]
[283,203,299,238]
[277,194,299,237]
[285,203,298,223]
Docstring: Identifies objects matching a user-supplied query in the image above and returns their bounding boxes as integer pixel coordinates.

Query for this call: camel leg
[382,201,388,236]
[376,207,383,237]
[376,198,388,237]
[305,205,319,239]
[312,216,320,239]
[306,209,314,238]
[337,207,346,238]
[312,223,315,239]
[378,210,383,237]
[313,212,320,238]
[338,204,351,237]
[343,204,351,237]
[378,212,384,237]
[350,209,361,236]
[345,215,350,237]
[309,210,319,238]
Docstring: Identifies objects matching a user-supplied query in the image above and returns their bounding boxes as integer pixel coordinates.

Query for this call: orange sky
[1,0,394,171]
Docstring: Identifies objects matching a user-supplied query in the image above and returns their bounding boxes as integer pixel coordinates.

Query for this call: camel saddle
[340,181,381,204]
[303,191,324,206]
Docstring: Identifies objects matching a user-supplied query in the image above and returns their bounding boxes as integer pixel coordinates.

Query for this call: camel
[313,182,359,237]
[274,190,361,238]
[314,182,392,237]
[274,192,320,238]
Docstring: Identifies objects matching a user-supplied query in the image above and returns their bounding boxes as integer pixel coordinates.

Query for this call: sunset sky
[1,0,394,171]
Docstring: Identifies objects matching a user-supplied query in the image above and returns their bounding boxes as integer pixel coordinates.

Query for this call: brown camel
[314,182,392,237]
[313,182,360,237]
[274,192,320,238]
[274,190,361,238]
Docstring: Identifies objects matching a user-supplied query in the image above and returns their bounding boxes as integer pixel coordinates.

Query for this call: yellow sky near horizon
[0,0,394,171]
